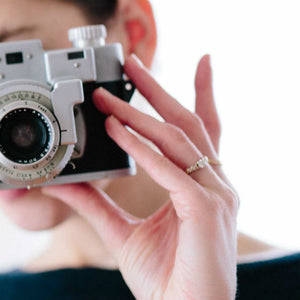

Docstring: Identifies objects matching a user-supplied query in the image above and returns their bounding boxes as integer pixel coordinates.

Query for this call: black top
[0,253,300,300]
[0,268,135,300]
[236,253,300,300]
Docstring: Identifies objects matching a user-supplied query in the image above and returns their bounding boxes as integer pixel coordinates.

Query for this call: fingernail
[98,87,106,93]
[129,53,144,68]
[107,115,121,125]
[97,87,111,97]
[203,54,211,66]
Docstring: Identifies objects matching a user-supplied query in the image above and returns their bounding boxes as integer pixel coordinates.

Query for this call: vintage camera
[0,25,136,189]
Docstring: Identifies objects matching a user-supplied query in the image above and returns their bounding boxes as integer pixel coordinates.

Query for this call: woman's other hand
[42,55,239,300]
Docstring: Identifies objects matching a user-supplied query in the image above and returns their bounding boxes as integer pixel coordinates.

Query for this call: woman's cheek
[0,179,111,230]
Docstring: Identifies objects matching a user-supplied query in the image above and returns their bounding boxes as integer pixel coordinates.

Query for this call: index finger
[124,55,218,159]
[124,54,186,123]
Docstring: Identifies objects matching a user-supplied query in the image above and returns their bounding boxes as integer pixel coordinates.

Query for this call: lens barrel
[0,108,52,164]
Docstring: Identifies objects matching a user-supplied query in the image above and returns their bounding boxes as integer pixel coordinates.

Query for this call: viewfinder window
[6,52,23,65]
[68,51,84,60]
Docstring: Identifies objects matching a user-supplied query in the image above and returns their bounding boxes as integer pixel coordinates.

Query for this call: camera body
[0,25,136,189]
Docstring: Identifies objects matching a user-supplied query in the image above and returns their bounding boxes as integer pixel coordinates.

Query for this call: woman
[0,0,240,299]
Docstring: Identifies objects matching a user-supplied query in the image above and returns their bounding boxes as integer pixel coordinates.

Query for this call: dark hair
[62,0,118,24]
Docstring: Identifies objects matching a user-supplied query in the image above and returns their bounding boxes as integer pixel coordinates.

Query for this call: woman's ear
[117,0,157,67]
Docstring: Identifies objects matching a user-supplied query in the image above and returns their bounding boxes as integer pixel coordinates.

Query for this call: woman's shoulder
[237,233,300,300]
[237,232,297,263]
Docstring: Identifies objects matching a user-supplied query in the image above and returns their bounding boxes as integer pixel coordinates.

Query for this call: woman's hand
[42,55,239,300]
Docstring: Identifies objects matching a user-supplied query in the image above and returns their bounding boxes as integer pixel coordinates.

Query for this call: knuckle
[173,108,204,129]
[222,186,240,214]
[189,112,204,129]
[204,186,239,218]
[207,119,222,137]
[121,131,138,152]
[164,123,188,144]
[176,111,205,132]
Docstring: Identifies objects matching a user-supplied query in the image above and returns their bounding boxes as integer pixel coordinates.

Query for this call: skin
[0,0,277,298]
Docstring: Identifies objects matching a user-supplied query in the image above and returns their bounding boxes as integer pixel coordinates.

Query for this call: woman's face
[0,0,133,230]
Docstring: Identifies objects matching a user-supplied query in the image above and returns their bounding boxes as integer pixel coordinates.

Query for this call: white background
[1,0,300,271]
[151,0,300,250]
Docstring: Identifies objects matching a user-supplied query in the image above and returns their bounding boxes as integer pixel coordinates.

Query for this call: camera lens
[0,108,51,164]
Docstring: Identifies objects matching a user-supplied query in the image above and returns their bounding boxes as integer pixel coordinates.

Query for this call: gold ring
[186,157,222,174]
[207,158,222,166]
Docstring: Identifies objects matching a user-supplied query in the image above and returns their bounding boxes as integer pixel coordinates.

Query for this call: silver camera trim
[0,25,135,188]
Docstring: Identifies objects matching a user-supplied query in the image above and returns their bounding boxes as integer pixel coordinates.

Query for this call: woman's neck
[24,216,119,272]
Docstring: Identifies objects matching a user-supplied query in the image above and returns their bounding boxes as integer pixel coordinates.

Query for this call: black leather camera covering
[60,80,135,176]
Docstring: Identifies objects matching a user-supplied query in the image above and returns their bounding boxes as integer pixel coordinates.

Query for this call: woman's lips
[0,188,29,201]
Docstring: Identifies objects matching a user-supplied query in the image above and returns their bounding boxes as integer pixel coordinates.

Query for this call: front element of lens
[0,108,51,164]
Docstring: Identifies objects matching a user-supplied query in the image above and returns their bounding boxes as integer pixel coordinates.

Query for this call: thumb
[42,183,141,258]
